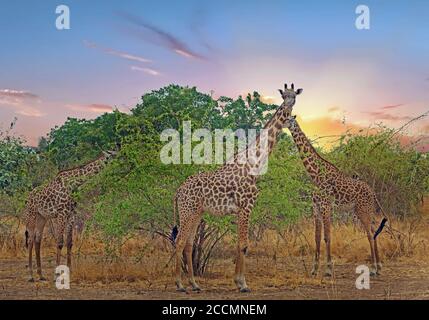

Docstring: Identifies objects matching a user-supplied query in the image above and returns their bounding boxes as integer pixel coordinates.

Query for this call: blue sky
[0,0,428,145]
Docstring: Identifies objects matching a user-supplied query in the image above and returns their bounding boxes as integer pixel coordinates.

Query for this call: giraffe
[171,83,303,293]
[23,150,117,282]
[282,114,388,277]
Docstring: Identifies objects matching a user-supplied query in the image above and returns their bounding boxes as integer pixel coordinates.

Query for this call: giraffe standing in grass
[23,150,116,282]
[171,83,303,293]
[282,114,387,277]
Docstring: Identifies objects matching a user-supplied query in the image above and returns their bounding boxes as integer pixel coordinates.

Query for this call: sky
[0,0,428,147]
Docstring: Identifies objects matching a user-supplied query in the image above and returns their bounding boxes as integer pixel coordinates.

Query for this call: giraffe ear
[295,88,303,95]
[278,89,284,96]
[293,115,297,119]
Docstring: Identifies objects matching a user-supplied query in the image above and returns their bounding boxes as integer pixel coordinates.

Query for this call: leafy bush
[327,127,429,217]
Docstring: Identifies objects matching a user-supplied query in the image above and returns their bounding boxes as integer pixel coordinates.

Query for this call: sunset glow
[0,0,427,147]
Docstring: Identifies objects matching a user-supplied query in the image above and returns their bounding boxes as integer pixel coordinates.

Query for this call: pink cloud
[130,65,161,76]
[66,103,114,114]
[0,89,39,100]
[0,89,44,117]
[380,104,403,110]
[83,40,152,63]
[363,111,412,121]
[327,106,341,112]
[118,12,207,61]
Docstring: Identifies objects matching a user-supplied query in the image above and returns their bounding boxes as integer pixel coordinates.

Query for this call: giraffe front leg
[234,210,250,293]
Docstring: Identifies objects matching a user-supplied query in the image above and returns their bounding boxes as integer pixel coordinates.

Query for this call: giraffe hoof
[234,278,240,286]
[324,270,333,277]
[370,270,377,277]
[176,287,187,293]
[192,287,201,292]
[311,269,318,276]
[239,287,251,293]
[28,277,35,283]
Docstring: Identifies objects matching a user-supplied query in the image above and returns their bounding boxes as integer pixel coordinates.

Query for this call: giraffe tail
[169,193,179,244]
[373,195,388,240]
[374,218,388,240]
[25,230,29,249]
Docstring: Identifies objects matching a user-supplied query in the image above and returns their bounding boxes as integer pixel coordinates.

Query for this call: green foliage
[46,110,126,169]
[0,121,51,219]
[0,132,35,194]
[253,135,313,227]
[219,92,277,130]
[327,128,429,217]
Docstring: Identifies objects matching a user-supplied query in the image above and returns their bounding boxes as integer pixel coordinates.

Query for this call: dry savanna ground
[1,199,429,300]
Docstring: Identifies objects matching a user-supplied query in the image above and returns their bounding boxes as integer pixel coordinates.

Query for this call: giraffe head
[278,83,303,110]
[101,150,118,162]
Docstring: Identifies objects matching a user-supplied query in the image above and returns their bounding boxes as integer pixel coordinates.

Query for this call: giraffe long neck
[232,102,291,175]
[58,156,107,188]
[288,119,339,186]
[257,102,290,153]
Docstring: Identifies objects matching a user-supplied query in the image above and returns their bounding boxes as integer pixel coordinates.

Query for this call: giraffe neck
[257,102,290,153]
[288,119,339,185]
[231,102,291,175]
[57,155,107,188]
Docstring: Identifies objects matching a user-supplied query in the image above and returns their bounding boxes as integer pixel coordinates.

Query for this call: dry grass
[2,208,429,292]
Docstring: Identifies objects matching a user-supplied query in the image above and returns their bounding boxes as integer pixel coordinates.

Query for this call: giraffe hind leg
[374,236,381,274]
[234,208,251,293]
[311,199,322,276]
[371,220,382,274]
[174,236,186,292]
[174,212,200,292]
[27,228,35,282]
[66,216,74,270]
[185,232,201,292]
[356,204,378,276]
[54,217,67,281]
[321,203,333,277]
[34,215,47,281]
